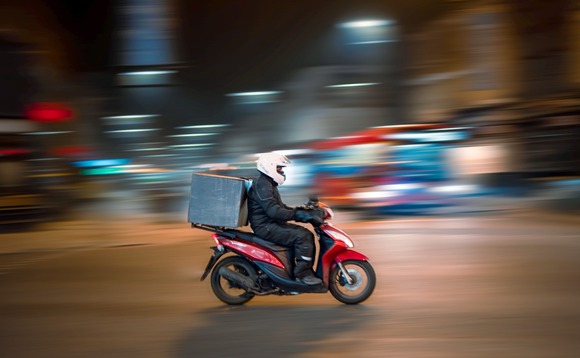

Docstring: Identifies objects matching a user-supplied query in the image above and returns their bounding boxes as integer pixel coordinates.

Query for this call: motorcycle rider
[247,152,324,285]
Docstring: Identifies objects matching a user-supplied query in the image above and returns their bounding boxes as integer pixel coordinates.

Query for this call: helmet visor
[276,166,287,181]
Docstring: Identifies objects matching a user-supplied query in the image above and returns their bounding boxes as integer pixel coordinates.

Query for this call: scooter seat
[225,230,289,253]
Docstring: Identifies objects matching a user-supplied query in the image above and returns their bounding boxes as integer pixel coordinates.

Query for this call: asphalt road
[1,208,579,357]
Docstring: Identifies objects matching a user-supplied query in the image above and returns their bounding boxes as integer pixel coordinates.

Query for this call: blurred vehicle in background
[0,122,80,230]
[308,124,483,215]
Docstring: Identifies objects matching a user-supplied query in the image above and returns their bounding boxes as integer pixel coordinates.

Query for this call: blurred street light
[338,20,393,28]
[226,91,283,104]
[338,19,396,45]
[326,82,381,88]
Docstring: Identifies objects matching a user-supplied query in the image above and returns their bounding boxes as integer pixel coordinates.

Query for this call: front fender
[334,250,369,264]
[323,250,370,285]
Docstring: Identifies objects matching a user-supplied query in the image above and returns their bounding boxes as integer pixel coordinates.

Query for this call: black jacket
[247,172,296,229]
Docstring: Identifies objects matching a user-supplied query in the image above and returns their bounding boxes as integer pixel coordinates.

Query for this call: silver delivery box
[188,173,249,228]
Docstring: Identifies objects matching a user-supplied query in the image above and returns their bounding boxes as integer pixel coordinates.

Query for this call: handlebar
[305,195,319,209]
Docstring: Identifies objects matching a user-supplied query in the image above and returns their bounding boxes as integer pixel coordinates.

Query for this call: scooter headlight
[323,206,334,220]
[317,202,334,220]
[327,227,354,248]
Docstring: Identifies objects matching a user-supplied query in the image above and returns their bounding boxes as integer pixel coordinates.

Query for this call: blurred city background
[2,2,580,357]
[1,0,579,229]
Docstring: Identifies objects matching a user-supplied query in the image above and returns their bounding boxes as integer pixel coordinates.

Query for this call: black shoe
[297,274,322,285]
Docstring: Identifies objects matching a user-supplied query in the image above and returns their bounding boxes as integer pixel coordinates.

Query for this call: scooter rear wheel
[329,260,376,304]
[211,256,257,305]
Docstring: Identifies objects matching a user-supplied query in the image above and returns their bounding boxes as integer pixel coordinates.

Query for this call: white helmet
[257,152,291,185]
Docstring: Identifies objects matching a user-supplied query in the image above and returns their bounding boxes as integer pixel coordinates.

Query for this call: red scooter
[194,197,376,305]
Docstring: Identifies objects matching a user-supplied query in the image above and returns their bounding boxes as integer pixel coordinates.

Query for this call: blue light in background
[72,158,131,168]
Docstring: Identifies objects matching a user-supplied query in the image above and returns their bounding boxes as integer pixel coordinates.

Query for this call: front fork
[200,246,225,281]
[336,261,354,285]
[329,249,370,286]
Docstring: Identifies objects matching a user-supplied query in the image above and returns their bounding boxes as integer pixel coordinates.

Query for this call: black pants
[253,222,315,277]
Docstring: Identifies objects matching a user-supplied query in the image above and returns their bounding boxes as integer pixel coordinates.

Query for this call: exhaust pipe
[218,267,257,291]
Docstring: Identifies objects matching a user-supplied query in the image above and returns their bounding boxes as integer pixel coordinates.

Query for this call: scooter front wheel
[329,260,376,305]
[210,256,257,305]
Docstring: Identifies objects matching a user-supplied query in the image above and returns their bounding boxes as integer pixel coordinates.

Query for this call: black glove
[310,208,325,226]
[295,208,325,226]
[294,209,313,223]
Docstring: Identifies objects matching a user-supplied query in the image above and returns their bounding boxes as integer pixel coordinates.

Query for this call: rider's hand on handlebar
[294,209,312,223]
[294,208,325,226]
[310,208,325,226]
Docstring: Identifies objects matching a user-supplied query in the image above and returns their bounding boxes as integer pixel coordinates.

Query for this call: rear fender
[200,246,225,281]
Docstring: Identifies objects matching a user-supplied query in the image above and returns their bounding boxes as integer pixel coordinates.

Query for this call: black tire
[329,260,376,305]
[210,256,257,305]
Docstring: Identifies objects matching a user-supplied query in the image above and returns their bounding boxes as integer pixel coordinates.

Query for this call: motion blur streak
[0,1,579,357]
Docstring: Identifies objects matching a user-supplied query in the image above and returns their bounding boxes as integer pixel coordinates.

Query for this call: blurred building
[405,1,522,120]
[221,65,392,157]
[0,31,85,227]
[219,19,401,157]
[571,2,580,85]
[403,0,579,185]
[100,0,229,169]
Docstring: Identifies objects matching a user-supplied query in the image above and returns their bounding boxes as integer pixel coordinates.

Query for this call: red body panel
[317,224,370,285]
[219,237,286,269]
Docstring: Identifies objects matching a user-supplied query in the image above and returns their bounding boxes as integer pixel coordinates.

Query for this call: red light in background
[25,102,73,122]
[0,149,32,156]
[51,146,91,157]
